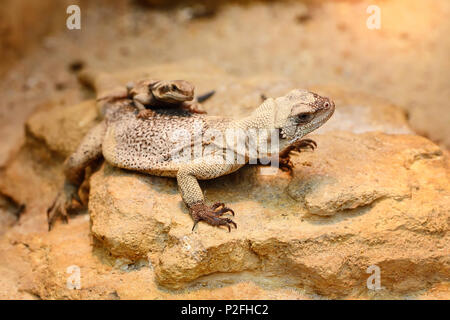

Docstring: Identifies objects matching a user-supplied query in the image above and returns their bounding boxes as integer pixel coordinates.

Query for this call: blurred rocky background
[0,0,448,299]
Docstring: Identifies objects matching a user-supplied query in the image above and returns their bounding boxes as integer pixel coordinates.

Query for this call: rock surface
[0,63,449,299]
[1,0,450,300]
[87,131,449,296]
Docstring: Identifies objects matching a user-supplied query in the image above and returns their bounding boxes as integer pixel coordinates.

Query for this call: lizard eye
[324,101,330,108]
[297,112,313,123]
[171,84,178,91]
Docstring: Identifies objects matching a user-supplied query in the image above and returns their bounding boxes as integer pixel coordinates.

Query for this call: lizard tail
[196,90,215,103]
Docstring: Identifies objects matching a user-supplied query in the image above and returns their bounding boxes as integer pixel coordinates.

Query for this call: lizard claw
[212,202,235,216]
[279,157,294,173]
[291,138,317,152]
[47,192,68,230]
[47,183,81,231]
[190,202,237,232]
[278,139,318,173]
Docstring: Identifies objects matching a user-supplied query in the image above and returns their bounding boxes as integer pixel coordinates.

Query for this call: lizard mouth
[164,92,194,102]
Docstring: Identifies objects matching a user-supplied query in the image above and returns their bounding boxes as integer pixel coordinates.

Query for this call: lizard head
[152,80,195,103]
[129,79,195,106]
[274,89,335,145]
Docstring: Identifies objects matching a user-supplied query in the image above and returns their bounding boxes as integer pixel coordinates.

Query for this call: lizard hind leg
[47,121,106,230]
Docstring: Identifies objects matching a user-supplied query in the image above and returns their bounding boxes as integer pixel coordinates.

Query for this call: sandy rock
[0,215,313,300]
[0,63,449,299]
[87,131,449,296]
[26,100,100,158]
[1,0,449,300]
[0,123,24,169]
[287,132,440,215]
[310,86,412,135]
[0,195,19,236]
[0,66,447,299]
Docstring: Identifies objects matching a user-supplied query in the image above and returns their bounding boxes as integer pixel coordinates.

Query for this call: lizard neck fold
[229,99,281,158]
[234,98,277,131]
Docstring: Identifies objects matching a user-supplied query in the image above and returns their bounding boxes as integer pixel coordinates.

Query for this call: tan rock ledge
[88,131,449,296]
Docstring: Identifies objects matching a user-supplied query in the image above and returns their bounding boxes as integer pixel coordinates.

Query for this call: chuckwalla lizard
[47,86,335,232]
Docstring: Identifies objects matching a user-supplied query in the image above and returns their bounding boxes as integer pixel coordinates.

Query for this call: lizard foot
[182,102,207,114]
[279,156,295,172]
[136,109,156,119]
[292,138,317,151]
[279,139,317,173]
[47,183,81,231]
[190,202,237,232]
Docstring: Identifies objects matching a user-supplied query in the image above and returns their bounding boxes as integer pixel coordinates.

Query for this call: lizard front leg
[179,101,207,114]
[278,138,317,173]
[177,158,241,232]
[134,99,156,119]
[47,121,106,230]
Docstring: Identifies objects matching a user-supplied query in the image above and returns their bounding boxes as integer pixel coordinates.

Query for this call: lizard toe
[190,202,237,232]
[279,157,294,173]
[47,184,81,231]
[47,192,70,231]
[136,109,155,119]
[293,138,317,152]
[212,202,225,210]
[214,207,235,216]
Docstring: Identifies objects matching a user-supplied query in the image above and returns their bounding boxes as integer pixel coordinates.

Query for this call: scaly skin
[47,86,335,232]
